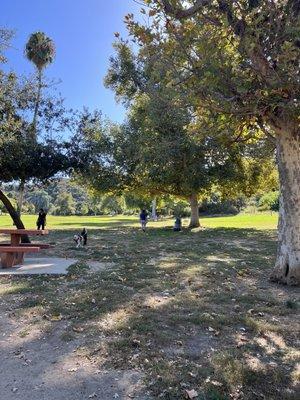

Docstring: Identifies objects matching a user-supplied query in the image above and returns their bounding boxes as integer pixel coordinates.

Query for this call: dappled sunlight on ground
[244,354,266,372]
[98,308,132,332]
[142,293,172,309]
[0,221,298,399]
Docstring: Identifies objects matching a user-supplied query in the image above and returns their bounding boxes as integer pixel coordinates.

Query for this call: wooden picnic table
[0,229,49,268]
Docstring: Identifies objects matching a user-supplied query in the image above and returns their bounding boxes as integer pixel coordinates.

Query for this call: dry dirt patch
[0,304,150,400]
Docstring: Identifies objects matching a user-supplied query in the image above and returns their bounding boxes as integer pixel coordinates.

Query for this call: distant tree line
[0,178,279,217]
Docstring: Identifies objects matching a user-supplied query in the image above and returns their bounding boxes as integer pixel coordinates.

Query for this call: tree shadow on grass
[0,226,298,399]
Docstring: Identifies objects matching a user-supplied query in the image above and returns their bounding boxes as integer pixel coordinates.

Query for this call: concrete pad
[0,257,77,275]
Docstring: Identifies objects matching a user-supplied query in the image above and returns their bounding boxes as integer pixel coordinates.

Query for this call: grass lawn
[0,213,299,400]
[0,212,278,230]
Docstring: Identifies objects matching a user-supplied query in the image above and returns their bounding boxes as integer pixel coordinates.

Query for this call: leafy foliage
[258,191,279,212]
[71,109,130,194]
[0,28,14,63]
[130,1,300,133]
[54,191,76,216]
[104,35,275,205]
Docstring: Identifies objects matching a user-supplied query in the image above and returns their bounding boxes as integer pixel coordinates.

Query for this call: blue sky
[1,0,141,123]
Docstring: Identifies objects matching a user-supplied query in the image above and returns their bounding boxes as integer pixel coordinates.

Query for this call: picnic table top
[0,229,49,235]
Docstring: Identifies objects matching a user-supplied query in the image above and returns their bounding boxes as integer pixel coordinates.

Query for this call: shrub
[199,194,246,215]
[258,191,279,212]
[172,200,190,217]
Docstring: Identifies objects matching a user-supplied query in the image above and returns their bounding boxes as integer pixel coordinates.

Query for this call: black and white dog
[73,234,83,248]
[73,228,87,248]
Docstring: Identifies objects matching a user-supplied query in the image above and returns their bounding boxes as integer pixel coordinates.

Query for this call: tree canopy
[107,1,300,283]
[0,29,76,232]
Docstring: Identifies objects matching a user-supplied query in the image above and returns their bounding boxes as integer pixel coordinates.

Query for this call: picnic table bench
[0,243,52,249]
[0,229,49,268]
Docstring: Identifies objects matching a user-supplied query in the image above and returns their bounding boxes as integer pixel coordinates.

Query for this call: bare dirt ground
[0,300,150,400]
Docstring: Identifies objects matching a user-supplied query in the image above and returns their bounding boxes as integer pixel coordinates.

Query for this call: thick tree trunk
[189,193,200,228]
[17,179,25,217]
[270,130,300,285]
[0,189,30,243]
[151,197,157,221]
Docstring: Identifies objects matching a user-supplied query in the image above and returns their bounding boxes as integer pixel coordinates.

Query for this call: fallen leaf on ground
[50,314,62,321]
[185,389,198,399]
[211,380,223,387]
[67,367,78,372]
[72,326,84,333]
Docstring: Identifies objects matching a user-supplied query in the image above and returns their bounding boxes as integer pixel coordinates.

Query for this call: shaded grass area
[0,223,299,400]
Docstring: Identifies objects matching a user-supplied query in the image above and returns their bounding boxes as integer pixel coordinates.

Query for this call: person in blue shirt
[140,209,148,232]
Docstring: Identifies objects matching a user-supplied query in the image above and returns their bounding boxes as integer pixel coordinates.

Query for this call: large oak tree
[124,0,300,284]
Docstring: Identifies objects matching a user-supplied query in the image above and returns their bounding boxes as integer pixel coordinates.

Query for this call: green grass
[0,211,298,400]
[200,213,278,230]
[0,212,278,230]
[0,213,138,229]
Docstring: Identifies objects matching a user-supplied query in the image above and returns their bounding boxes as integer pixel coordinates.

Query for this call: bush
[0,195,17,212]
[54,192,76,215]
[200,194,246,215]
[172,200,190,218]
[258,191,279,212]
[100,195,124,214]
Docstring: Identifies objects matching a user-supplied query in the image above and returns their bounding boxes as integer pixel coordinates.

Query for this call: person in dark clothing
[140,209,148,232]
[173,217,182,232]
[81,228,88,245]
[36,208,47,230]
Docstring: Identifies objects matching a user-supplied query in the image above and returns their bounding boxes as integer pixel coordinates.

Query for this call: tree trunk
[0,189,30,243]
[17,179,25,217]
[189,193,200,228]
[270,129,300,285]
[31,69,42,139]
[151,197,157,221]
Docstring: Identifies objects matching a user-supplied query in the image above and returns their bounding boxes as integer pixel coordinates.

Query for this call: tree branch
[257,118,276,144]
[160,0,212,19]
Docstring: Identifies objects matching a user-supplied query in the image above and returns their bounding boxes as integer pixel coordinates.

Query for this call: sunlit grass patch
[98,308,132,331]
[0,212,278,231]
[211,349,289,392]
[291,363,300,385]
[244,316,287,335]
[0,282,31,295]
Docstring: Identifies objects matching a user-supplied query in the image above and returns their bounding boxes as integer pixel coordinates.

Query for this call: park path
[0,301,149,400]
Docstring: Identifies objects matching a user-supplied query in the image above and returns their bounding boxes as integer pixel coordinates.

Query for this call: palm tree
[16,32,56,217]
[25,31,55,138]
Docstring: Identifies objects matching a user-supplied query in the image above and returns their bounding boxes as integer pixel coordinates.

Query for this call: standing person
[139,209,148,232]
[36,208,47,230]
[81,228,88,246]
